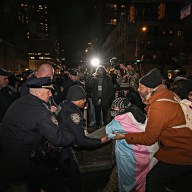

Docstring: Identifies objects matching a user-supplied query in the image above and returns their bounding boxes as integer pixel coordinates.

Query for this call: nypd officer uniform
[0,77,75,192]
[0,68,19,122]
[57,85,102,192]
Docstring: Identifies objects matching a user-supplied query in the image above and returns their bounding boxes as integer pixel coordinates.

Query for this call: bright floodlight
[91,58,100,67]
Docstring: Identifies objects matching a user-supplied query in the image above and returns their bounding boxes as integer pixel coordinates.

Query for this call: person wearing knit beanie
[58,86,110,192]
[139,68,162,88]
[138,68,163,103]
[66,85,86,101]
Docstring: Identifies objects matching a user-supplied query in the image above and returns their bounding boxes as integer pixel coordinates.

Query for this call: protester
[105,97,158,192]
[89,65,114,129]
[170,70,192,99]
[57,85,110,192]
[61,68,85,101]
[120,63,140,91]
[113,68,192,192]
[0,77,75,192]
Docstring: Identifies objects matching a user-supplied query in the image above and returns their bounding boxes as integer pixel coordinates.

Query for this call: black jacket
[0,86,19,122]
[57,101,101,160]
[89,74,114,106]
[0,94,74,182]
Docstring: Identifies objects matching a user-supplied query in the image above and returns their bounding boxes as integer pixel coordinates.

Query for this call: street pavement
[79,126,114,192]
[81,168,112,192]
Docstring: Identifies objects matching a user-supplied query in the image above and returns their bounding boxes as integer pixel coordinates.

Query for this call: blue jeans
[146,161,192,192]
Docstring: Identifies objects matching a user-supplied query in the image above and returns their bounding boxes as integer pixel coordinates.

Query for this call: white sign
[180,2,191,20]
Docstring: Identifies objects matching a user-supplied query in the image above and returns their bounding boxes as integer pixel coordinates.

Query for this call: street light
[91,58,100,67]
[142,26,147,32]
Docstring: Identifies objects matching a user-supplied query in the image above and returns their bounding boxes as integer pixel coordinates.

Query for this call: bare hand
[113,132,125,140]
[101,135,110,144]
[119,64,127,70]
[50,105,57,113]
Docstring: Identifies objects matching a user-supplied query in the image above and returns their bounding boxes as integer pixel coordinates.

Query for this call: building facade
[18,0,62,71]
[94,0,192,74]
[0,0,28,73]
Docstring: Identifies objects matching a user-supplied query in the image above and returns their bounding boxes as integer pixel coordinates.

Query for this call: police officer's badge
[71,113,81,124]
[51,115,59,126]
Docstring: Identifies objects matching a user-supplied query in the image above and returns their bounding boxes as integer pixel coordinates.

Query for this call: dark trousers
[94,104,109,128]
[0,160,69,192]
[146,161,192,192]
[58,157,82,192]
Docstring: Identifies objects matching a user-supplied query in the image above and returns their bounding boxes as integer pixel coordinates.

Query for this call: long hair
[95,65,107,76]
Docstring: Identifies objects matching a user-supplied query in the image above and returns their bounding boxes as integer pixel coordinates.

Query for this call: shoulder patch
[51,115,58,126]
[70,113,81,124]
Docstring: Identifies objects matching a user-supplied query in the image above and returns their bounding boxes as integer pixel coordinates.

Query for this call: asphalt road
[81,169,112,192]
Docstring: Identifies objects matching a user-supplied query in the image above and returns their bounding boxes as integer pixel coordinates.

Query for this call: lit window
[30,57,35,59]
[20,3,28,7]
[152,55,157,60]
[169,29,174,35]
[113,4,117,10]
[177,30,182,36]
[146,41,151,49]
[106,18,117,25]
[121,5,126,8]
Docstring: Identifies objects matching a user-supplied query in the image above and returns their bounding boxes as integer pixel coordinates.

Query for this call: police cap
[27,77,54,89]
[0,68,12,77]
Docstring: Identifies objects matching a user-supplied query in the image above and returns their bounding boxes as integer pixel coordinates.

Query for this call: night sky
[49,0,95,67]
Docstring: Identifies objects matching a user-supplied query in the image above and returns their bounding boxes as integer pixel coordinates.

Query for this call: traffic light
[158,2,165,20]
[129,5,135,23]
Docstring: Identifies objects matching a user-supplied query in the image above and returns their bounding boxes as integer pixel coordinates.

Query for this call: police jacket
[0,94,75,181]
[0,86,19,122]
[58,101,101,160]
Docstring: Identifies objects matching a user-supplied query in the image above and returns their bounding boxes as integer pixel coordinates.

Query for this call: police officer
[57,85,110,192]
[0,68,19,122]
[0,77,75,192]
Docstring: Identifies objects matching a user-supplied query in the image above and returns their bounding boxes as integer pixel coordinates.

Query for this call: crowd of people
[0,63,192,192]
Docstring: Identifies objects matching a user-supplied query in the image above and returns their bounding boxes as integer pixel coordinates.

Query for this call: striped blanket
[106,112,159,192]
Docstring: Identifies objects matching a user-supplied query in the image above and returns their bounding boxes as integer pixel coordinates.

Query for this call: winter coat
[124,87,192,165]
[89,74,114,106]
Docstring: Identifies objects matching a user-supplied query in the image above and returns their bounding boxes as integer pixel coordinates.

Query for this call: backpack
[157,96,192,130]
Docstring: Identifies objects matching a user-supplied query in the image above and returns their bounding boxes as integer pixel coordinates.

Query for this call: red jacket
[125,86,192,165]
